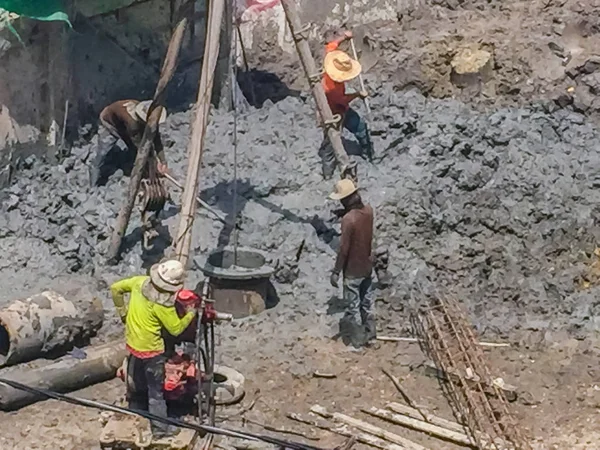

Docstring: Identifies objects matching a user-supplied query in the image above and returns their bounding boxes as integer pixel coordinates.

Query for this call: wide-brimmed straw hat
[324,50,362,83]
[329,179,358,201]
[134,100,167,124]
[142,260,185,306]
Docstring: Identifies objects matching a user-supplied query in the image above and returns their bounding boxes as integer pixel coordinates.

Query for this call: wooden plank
[310,405,428,450]
[286,413,406,450]
[386,403,468,436]
[362,407,476,448]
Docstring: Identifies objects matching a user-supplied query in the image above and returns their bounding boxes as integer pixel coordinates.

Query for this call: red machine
[117,288,232,424]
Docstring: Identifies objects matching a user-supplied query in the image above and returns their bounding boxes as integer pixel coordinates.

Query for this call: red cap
[176,289,199,305]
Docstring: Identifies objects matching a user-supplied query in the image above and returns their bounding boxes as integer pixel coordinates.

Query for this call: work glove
[330,271,340,288]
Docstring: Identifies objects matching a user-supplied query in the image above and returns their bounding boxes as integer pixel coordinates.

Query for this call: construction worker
[110,259,196,440]
[329,179,375,347]
[319,30,374,179]
[90,99,169,187]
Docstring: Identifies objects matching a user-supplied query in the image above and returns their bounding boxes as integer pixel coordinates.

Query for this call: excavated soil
[2,1,600,449]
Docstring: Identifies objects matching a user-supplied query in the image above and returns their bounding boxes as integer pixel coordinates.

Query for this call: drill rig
[99,288,232,450]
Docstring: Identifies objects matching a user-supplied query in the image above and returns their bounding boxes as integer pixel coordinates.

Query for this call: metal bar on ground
[174,0,226,267]
[279,0,355,181]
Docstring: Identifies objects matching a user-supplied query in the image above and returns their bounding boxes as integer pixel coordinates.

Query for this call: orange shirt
[322,40,354,116]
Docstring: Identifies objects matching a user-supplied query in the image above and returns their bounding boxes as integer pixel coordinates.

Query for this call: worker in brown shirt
[329,179,376,347]
[90,99,168,186]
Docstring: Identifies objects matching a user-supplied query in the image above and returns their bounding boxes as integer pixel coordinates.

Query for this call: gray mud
[2,88,600,342]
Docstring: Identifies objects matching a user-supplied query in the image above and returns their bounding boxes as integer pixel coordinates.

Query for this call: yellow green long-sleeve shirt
[110,275,195,353]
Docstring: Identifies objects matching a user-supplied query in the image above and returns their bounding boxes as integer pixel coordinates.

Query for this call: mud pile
[2,87,600,340]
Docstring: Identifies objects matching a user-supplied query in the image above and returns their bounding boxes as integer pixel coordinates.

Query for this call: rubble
[1,85,600,341]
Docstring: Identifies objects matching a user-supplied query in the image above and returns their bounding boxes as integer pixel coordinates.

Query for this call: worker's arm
[325,31,353,53]
[110,277,136,323]
[333,214,354,275]
[344,90,368,104]
[153,303,196,337]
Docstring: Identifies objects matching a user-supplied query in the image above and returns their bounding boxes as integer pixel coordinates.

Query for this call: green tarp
[0,0,70,23]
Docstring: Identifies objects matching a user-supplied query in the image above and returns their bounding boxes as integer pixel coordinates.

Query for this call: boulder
[450,46,493,88]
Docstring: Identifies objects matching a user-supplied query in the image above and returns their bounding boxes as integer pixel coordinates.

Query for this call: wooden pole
[173,0,226,267]
[386,403,470,436]
[311,406,428,450]
[381,369,429,423]
[362,407,477,448]
[106,4,192,264]
[278,0,356,181]
[286,412,405,450]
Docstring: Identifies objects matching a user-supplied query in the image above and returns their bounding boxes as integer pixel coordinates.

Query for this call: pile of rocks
[2,86,600,340]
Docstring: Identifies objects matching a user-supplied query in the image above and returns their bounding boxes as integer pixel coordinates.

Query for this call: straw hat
[324,50,362,83]
[142,260,185,306]
[134,100,167,124]
[329,179,358,201]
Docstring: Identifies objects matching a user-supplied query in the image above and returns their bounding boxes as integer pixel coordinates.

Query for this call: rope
[231,15,240,266]
[0,378,327,450]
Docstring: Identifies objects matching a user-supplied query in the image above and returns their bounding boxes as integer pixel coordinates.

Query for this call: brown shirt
[334,204,374,278]
[99,100,165,163]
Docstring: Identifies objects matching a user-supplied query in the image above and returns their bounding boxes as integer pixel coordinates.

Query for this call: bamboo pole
[311,406,428,450]
[278,0,355,181]
[173,0,226,267]
[386,403,469,436]
[287,412,406,450]
[362,407,476,448]
[106,4,192,263]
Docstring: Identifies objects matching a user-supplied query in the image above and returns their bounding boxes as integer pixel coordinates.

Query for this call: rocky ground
[2,0,600,449]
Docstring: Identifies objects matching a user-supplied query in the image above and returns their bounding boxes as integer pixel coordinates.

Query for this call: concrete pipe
[0,341,126,411]
[0,289,104,367]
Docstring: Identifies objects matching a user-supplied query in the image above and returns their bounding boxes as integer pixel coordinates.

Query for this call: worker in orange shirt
[319,30,373,179]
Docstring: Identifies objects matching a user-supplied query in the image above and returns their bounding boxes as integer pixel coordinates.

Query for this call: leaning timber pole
[174,0,226,267]
[279,0,356,181]
[106,3,192,263]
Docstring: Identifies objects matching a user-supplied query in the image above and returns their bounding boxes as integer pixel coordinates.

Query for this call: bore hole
[213,373,227,384]
[208,249,265,270]
[0,324,10,361]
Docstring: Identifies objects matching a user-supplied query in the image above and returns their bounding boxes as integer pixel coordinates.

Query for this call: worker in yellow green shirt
[110,259,196,440]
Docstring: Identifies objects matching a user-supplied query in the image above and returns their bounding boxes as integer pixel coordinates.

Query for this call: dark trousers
[341,275,376,347]
[89,124,137,187]
[319,108,373,178]
[126,354,169,436]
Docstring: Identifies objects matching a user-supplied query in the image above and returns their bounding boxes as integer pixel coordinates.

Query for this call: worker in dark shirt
[319,30,373,179]
[329,179,375,347]
[90,99,168,186]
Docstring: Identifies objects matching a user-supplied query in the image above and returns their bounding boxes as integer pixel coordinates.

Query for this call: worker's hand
[358,90,369,99]
[343,30,353,40]
[156,161,170,177]
[330,271,340,288]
